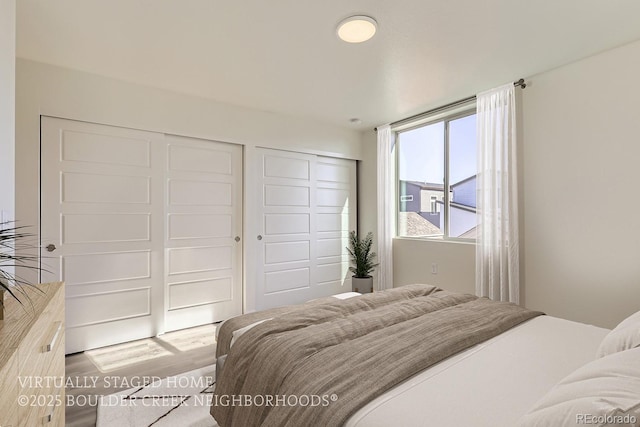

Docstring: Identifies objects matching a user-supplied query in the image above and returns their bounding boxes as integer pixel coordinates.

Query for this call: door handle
[235,236,240,242]
[43,321,62,352]
[257,235,263,241]
[46,244,56,252]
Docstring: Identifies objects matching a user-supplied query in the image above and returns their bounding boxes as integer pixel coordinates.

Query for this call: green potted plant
[347,231,378,293]
[0,222,41,319]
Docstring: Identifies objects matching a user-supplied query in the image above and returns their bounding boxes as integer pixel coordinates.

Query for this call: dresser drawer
[18,289,64,377]
[0,352,19,427]
[18,344,65,427]
[0,282,65,427]
[15,284,65,427]
[18,388,65,427]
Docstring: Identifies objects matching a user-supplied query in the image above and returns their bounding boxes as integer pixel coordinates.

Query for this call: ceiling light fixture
[337,16,377,43]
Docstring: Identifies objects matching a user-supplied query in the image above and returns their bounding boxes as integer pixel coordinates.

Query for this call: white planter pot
[352,276,373,293]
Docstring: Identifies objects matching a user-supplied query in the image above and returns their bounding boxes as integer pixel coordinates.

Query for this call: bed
[211,285,640,427]
[346,315,606,427]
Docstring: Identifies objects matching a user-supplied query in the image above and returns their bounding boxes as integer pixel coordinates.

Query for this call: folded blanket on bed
[211,284,543,427]
[215,294,346,359]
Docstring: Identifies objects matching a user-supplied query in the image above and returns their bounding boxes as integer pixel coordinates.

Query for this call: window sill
[393,236,476,246]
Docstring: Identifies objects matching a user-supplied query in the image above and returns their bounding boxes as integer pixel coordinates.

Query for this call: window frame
[394,104,477,243]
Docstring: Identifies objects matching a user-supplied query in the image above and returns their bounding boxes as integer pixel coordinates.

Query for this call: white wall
[15,58,362,294]
[394,239,475,294]
[522,39,640,328]
[360,40,640,328]
[0,0,15,220]
[18,37,640,328]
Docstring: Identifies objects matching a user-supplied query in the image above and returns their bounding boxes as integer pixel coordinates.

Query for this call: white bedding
[345,316,609,427]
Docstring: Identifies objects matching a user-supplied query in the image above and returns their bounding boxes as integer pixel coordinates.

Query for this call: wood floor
[65,324,218,427]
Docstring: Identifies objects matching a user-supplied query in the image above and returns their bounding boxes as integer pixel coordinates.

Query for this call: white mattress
[345,316,609,427]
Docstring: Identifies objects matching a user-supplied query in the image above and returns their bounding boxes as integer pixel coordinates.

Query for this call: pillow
[596,310,640,358]
[306,291,362,303]
[517,346,640,427]
[229,318,272,348]
[331,291,362,300]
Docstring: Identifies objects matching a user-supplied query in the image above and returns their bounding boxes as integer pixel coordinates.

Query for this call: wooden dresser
[0,282,65,427]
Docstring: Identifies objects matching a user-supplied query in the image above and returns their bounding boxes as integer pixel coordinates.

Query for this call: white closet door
[253,148,356,310]
[315,156,357,297]
[41,117,165,354]
[41,118,243,353]
[164,135,242,331]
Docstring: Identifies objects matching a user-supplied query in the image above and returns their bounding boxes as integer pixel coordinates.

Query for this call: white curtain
[475,84,519,303]
[376,124,394,291]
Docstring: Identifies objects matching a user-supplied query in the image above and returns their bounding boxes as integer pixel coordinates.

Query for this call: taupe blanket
[215,294,342,359]
[211,284,543,427]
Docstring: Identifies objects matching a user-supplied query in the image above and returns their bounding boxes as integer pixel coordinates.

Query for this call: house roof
[403,181,444,191]
[398,212,442,236]
[458,226,477,239]
[450,201,476,213]
[451,174,476,188]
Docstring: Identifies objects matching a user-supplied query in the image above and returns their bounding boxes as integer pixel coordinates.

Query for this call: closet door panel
[41,117,165,354]
[164,135,243,332]
[41,118,243,353]
[254,149,316,308]
[315,156,357,295]
[253,148,356,310]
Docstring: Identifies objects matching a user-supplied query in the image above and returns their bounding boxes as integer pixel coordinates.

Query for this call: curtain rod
[375,78,526,131]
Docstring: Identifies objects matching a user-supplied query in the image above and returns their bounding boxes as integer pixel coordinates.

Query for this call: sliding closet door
[164,135,242,332]
[315,156,357,297]
[253,148,356,310]
[41,117,243,353]
[41,117,166,354]
[254,149,317,309]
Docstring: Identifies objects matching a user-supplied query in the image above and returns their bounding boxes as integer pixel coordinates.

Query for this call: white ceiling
[16,1,640,130]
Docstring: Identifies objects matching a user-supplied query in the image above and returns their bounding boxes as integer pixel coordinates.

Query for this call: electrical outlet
[431,263,438,275]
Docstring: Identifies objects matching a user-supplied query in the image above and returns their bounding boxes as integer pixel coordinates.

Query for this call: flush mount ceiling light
[337,16,377,43]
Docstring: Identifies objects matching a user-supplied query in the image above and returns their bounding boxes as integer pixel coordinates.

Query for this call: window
[397,109,477,239]
[430,196,437,213]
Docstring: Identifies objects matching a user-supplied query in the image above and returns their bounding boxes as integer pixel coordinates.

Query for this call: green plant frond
[346,231,378,278]
[0,221,43,305]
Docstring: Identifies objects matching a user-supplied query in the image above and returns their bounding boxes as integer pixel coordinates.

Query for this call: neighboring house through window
[397,107,477,239]
[430,195,437,213]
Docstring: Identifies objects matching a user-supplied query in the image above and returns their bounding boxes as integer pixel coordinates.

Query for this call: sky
[397,114,476,185]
